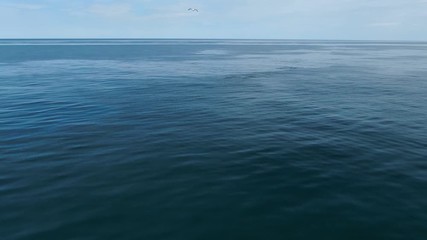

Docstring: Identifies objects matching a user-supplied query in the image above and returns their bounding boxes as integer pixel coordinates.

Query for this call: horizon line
[0,38,426,42]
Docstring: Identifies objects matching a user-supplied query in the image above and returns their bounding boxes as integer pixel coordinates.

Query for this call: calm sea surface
[1,39,427,240]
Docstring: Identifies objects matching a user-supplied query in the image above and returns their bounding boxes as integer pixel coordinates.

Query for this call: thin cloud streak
[0,3,45,10]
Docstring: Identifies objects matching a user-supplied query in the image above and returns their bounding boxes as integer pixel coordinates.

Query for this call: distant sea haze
[1,39,426,240]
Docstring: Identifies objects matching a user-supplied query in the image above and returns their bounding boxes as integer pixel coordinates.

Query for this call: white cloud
[1,3,45,10]
[88,3,133,18]
[370,22,401,27]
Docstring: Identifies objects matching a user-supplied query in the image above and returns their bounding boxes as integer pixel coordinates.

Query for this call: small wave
[196,50,229,55]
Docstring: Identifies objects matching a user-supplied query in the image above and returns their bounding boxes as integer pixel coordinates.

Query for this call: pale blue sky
[0,0,426,40]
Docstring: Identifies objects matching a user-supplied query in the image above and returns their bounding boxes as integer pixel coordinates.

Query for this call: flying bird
[188,8,199,12]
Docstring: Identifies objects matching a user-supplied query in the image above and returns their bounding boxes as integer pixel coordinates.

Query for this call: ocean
[1,39,426,240]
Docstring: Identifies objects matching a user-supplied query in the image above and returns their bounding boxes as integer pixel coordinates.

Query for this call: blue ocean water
[0,39,427,240]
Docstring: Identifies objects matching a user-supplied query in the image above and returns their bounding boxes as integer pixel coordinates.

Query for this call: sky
[0,0,426,40]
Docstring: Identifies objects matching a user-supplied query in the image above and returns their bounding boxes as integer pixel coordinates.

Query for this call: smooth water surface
[1,39,427,240]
